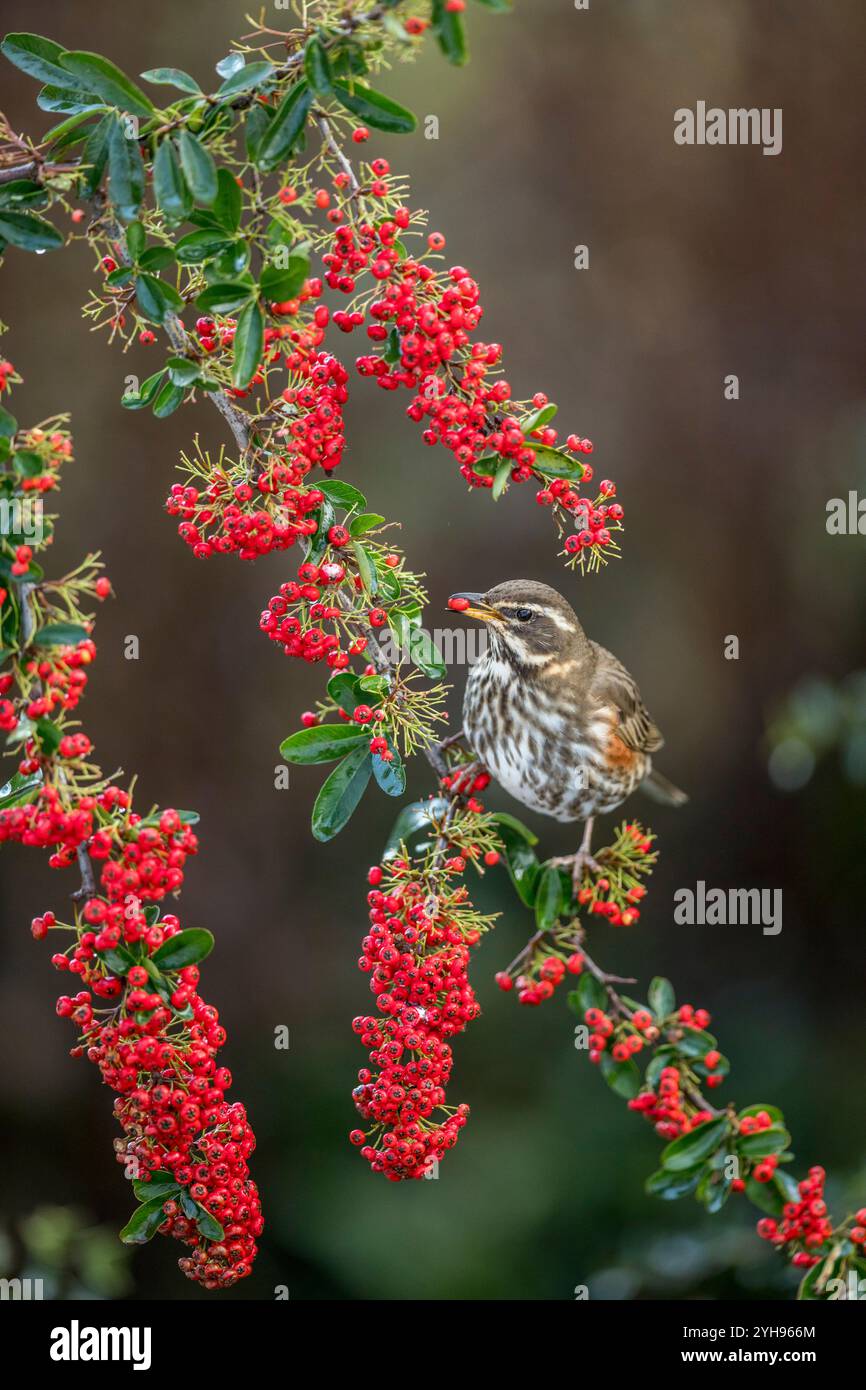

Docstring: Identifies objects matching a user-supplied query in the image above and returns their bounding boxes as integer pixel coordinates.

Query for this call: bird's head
[448,579,588,670]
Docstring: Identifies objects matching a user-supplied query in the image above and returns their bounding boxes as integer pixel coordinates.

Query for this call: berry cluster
[495,935,585,1005]
[166,351,348,560]
[0,364,261,1287]
[350,774,500,1179]
[755,1167,843,1269]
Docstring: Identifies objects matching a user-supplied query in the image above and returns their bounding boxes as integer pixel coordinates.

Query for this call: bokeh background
[1,0,865,1301]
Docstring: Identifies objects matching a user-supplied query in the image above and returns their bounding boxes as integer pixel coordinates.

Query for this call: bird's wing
[589,644,665,753]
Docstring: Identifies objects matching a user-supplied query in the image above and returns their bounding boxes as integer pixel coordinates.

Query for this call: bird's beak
[448,592,502,622]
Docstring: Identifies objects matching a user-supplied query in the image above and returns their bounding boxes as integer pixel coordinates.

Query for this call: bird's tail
[641,767,689,807]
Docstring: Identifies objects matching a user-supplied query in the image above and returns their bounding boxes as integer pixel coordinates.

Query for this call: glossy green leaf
[660,1117,729,1172]
[645,1165,706,1201]
[332,80,416,134]
[256,81,311,170]
[534,864,564,931]
[34,621,89,646]
[311,744,373,842]
[151,379,185,418]
[195,280,253,314]
[58,50,155,118]
[211,167,242,232]
[383,797,449,859]
[648,975,675,1020]
[194,1204,225,1242]
[140,67,203,95]
[215,61,275,99]
[153,138,191,219]
[736,1125,791,1158]
[106,114,145,219]
[491,811,538,845]
[119,1195,168,1244]
[178,128,218,205]
[407,627,446,678]
[231,298,264,389]
[280,723,369,764]
[304,37,333,96]
[526,441,587,480]
[352,541,377,597]
[0,210,62,252]
[570,971,608,1015]
[372,745,406,797]
[121,369,165,409]
[495,819,540,906]
[599,1052,640,1100]
[260,254,310,302]
[0,769,43,811]
[1,33,71,86]
[36,85,104,115]
[150,928,215,971]
[318,478,366,510]
[432,0,468,65]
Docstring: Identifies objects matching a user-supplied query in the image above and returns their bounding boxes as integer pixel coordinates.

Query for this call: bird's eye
[515,607,533,622]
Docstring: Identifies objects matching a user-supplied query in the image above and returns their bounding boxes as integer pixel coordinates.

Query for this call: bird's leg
[428,728,468,778]
[550,818,602,895]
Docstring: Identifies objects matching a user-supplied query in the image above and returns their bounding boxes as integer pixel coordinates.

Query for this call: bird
[447,579,687,888]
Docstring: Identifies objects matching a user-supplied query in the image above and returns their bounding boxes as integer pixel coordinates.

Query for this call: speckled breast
[463,656,648,822]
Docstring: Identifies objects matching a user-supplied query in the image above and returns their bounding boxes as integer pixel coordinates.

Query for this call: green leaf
[36,85,105,115]
[491,459,511,500]
[349,513,385,537]
[383,797,449,858]
[311,744,373,842]
[736,1125,791,1158]
[140,67,203,95]
[327,672,362,715]
[495,819,540,906]
[352,541,377,597]
[256,80,311,170]
[660,1117,730,1172]
[232,298,264,389]
[121,369,165,409]
[408,627,446,678]
[125,220,145,258]
[304,37,334,97]
[106,114,145,220]
[34,621,89,646]
[138,246,175,271]
[195,279,254,314]
[648,975,675,1020]
[318,479,366,511]
[211,167,242,232]
[522,402,558,433]
[745,1173,785,1218]
[58,51,155,119]
[0,179,49,209]
[0,769,43,811]
[97,943,135,976]
[534,864,564,931]
[738,1103,785,1126]
[491,811,538,845]
[165,356,202,386]
[526,441,587,480]
[280,723,369,764]
[698,1167,732,1214]
[132,1175,180,1203]
[571,971,608,1015]
[432,0,468,65]
[372,745,406,797]
[150,928,215,971]
[473,0,512,10]
[332,80,416,135]
[260,254,310,303]
[599,1052,640,1100]
[135,272,171,324]
[80,114,111,194]
[215,60,275,99]
[645,1165,706,1201]
[119,1195,168,1244]
[0,405,17,437]
[1,33,73,86]
[674,1026,718,1059]
[174,229,235,264]
[194,1204,225,1242]
[151,380,185,418]
[0,210,62,252]
[178,129,218,205]
[153,138,191,220]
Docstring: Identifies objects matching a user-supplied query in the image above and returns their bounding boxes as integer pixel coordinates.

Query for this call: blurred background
[1,0,865,1301]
